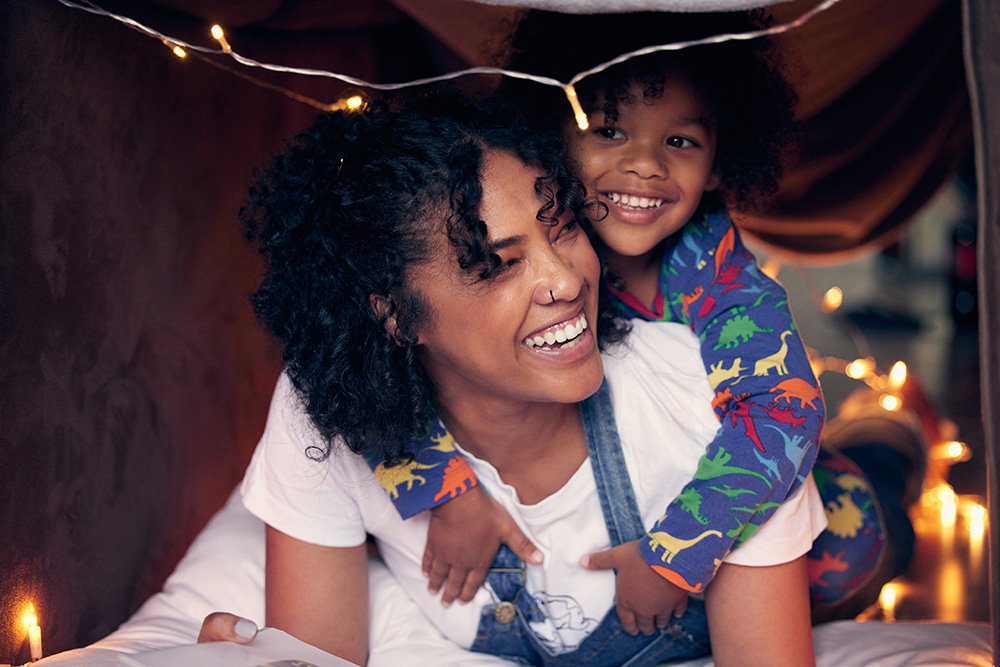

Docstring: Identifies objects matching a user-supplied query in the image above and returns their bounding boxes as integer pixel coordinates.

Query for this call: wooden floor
[764,200,992,625]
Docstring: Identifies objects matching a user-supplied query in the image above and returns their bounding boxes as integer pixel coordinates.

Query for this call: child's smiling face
[567,75,720,267]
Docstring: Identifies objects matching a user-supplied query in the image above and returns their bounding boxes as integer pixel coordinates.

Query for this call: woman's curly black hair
[243,92,626,465]
[500,10,799,213]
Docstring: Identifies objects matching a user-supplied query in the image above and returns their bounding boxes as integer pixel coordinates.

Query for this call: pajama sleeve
[365,419,479,520]
[632,208,824,592]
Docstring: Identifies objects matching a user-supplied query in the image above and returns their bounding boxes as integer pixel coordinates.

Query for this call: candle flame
[23,603,38,629]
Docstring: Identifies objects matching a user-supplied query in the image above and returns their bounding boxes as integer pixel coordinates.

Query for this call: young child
[367,10,885,628]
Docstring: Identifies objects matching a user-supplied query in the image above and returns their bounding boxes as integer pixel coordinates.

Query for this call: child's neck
[607,242,666,311]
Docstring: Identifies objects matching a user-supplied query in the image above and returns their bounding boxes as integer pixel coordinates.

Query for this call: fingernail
[235,619,257,639]
[529,549,543,564]
[579,555,590,568]
[441,599,452,608]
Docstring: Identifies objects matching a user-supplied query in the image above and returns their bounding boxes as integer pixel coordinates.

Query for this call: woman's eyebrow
[487,234,527,253]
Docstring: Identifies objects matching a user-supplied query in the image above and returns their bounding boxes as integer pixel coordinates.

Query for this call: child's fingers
[499,518,543,565]
[634,612,656,636]
[457,566,488,603]
[616,604,639,635]
[426,559,450,595]
[673,596,688,618]
[579,544,623,571]
[439,566,471,607]
[198,612,258,644]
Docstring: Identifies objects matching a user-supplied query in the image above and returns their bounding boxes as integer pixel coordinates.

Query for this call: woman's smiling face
[568,76,720,267]
[409,150,604,409]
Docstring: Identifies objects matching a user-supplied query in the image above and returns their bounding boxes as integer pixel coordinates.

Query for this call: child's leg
[808,388,929,622]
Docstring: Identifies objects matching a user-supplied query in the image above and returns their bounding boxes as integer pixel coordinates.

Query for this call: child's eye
[594,126,625,141]
[666,136,697,148]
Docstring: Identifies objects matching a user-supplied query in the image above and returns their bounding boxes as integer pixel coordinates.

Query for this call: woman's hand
[424,485,543,606]
[581,540,689,635]
[198,612,258,644]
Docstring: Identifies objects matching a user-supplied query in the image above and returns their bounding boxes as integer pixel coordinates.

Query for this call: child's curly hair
[243,92,626,464]
[502,10,799,213]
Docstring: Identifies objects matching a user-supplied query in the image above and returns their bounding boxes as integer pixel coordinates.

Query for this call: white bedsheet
[36,490,993,667]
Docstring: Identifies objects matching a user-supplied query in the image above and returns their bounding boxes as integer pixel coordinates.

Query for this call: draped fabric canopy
[146,0,971,261]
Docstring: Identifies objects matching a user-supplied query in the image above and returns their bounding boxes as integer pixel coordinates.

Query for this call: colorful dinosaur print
[824,491,865,538]
[674,487,709,524]
[714,314,773,350]
[650,565,704,593]
[806,550,849,587]
[752,448,780,478]
[760,423,808,473]
[712,226,736,281]
[433,456,477,502]
[647,529,723,564]
[770,377,822,411]
[762,403,806,429]
[715,261,746,295]
[712,386,734,413]
[694,447,770,485]
[428,431,457,453]
[681,286,704,321]
[373,460,437,500]
[752,330,793,377]
[708,484,756,499]
[729,401,765,452]
[707,358,744,390]
[681,232,708,271]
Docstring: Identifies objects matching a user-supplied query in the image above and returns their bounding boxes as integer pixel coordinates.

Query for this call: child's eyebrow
[674,114,714,131]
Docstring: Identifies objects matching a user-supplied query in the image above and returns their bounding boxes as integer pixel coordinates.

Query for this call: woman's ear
[369,293,405,346]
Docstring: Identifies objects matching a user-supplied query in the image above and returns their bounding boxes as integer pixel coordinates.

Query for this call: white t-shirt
[241,320,826,654]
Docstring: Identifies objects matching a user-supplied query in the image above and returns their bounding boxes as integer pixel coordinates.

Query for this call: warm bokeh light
[820,286,843,313]
[845,358,874,379]
[879,394,900,411]
[888,360,907,388]
[171,45,186,58]
[346,95,364,110]
[969,504,986,522]
[879,582,900,622]
[23,603,37,629]
[948,441,965,459]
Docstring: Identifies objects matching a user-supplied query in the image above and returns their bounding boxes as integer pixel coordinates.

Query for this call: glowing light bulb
[879,394,900,411]
[878,583,899,621]
[211,24,232,53]
[172,45,187,58]
[969,504,986,522]
[947,441,965,459]
[565,85,589,131]
[820,287,842,313]
[846,358,874,379]
[888,361,907,389]
[346,95,364,110]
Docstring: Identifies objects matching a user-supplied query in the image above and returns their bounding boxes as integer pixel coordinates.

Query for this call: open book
[117,628,360,667]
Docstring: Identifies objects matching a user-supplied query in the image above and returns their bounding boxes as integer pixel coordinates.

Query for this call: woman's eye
[667,136,696,148]
[556,220,580,240]
[594,126,624,140]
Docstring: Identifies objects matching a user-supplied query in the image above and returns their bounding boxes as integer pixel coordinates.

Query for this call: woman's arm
[704,556,814,667]
[265,525,370,666]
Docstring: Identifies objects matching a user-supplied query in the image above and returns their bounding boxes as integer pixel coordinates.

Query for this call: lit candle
[24,604,42,661]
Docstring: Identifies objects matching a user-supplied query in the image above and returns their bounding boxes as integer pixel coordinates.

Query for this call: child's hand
[581,541,688,635]
[423,485,543,606]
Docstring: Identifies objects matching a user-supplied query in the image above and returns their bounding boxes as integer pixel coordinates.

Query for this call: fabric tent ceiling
[142,0,971,262]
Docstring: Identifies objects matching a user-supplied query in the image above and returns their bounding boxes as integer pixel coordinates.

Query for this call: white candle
[28,623,42,661]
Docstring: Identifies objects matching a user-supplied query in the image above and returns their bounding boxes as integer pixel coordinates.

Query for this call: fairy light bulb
[820,286,842,313]
[879,583,899,621]
[346,95,364,110]
[172,45,187,58]
[947,441,965,459]
[969,504,986,522]
[845,358,873,379]
[564,85,589,131]
[888,361,907,389]
[879,394,900,411]
[211,24,232,53]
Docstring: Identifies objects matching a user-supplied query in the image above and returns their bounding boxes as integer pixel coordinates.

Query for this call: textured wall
[0,1,382,660]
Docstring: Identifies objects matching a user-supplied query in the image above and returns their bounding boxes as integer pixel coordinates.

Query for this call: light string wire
[56,0,842,121]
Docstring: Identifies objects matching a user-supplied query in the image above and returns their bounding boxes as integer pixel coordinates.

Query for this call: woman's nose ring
[549,290,555,304]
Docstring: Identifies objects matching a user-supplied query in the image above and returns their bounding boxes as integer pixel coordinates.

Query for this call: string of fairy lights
[56,0,843,128]
[27,0,984,640]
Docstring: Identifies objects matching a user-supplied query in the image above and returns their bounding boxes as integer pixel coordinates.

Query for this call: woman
[214,93,822,666]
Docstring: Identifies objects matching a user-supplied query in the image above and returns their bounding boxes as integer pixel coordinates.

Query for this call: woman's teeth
[523,314,588,349]
[607,192,663,209]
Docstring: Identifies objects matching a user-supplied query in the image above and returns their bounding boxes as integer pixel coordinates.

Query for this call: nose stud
[549,290,555,304]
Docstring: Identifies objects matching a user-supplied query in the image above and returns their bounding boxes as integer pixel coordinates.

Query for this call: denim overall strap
[580,379,646,546]
[469,379,711,666]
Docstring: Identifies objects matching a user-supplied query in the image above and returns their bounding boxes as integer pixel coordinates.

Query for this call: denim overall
[470,381,712,666]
